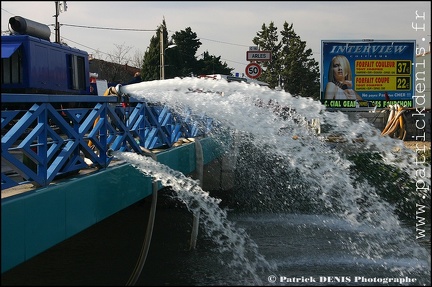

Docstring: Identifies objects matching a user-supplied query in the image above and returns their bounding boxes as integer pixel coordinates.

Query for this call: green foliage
[141,19,319,93]
[417,148,431,164]
[141,21,233,80]
[141,20,168,81]
[347,151,430,221]
[252,22,282,87]
[195,51,233,75]
[253,21,320,99]
[168,27,202,77]
[141,33,161,81]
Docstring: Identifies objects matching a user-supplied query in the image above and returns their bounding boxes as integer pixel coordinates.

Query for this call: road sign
[246,51,271,61]
[245,63,262,79]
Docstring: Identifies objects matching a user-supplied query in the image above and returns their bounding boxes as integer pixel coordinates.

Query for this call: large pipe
[9,16,51,41]
[189,139,203,250]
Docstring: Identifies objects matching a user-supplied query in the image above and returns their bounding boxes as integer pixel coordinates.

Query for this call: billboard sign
[321,40,416,109]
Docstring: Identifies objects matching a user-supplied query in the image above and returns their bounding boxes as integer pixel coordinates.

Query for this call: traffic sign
[245,63,262,79]
[246,51,271,61]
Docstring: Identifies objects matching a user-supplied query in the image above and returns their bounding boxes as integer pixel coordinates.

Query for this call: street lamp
[166,44,177,50]
[160,44,177,80]
[160,24,179,80]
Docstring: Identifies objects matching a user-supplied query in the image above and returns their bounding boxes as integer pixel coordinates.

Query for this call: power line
[60,35,112,57]
[221,58,248,67]
[3,5,250,53]
[2,4,250,69]
[62,24,250,48]
[61,24,251,67]
[1,7,14,16]
[60,23,157,32]
[199,37,249,48]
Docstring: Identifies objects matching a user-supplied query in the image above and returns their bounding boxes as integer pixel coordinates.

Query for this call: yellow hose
[88,87,118,148]
[381,105,406,138]
[387,105,395,125]
[383,108,401,136]
[381,105,395,136]
[398,110,406,140]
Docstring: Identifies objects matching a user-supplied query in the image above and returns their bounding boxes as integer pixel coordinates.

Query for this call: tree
[253,21,320,99]
[104,43,133,83]
[141,19,168,81]
[142,20,234,80]
[91,43,136,84]
[195,51,232,75]
[252,22,282,88]
[141,32,161,81]
[279,22,320,99]
[169,27,201,77]
[131,49,144,70]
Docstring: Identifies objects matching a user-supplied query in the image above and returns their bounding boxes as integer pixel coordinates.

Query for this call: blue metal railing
[1,94,212,190]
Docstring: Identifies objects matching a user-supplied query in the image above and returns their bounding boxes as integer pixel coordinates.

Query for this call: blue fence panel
[1,94,211,190]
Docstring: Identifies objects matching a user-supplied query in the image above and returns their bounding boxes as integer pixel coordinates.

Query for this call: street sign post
[245,63,262,79]
[246,51,271,61]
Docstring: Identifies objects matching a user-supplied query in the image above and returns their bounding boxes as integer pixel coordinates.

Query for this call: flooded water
[2,78,430,286]
[2,195,429,286]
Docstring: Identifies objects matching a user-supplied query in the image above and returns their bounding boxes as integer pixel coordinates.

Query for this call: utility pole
[54,1,67,44]
[54,1,59,43]
[160,26,164,80]
[159,24,176,80]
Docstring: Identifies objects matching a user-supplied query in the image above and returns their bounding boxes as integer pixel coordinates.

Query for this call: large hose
[88,87,119,149]
[398,110,406,140]
[381,104,406,139]
[126,153,158,286]
[86,87,136,165]
[382,105,401,136]
[189,139,203,250]
[381,105,395,135]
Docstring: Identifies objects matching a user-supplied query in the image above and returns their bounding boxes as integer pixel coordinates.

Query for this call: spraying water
[112,151,275,285]
[117,77,430,284]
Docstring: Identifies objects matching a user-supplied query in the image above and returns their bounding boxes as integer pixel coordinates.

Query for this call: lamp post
[160,45,177,80]
[159,26,164,80]
[160,26,177,80]
[163,44,177,79]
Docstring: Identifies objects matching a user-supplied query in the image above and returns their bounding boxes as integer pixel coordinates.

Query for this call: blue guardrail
[1,94,212,190]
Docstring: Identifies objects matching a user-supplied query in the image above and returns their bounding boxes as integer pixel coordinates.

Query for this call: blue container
[1,35,90,95]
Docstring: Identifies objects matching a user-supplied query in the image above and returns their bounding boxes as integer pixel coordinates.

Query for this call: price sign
[245,63,262,79]
[355,60,412,75]
[355,76,411,91]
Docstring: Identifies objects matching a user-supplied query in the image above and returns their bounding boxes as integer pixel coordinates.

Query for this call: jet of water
[119,77,430,278]
[112,151,277,285]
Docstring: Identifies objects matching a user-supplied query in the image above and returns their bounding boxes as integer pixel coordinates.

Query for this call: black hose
[126,154,158,286]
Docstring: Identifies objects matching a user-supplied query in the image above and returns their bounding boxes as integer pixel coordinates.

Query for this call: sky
[1,1,431,76]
